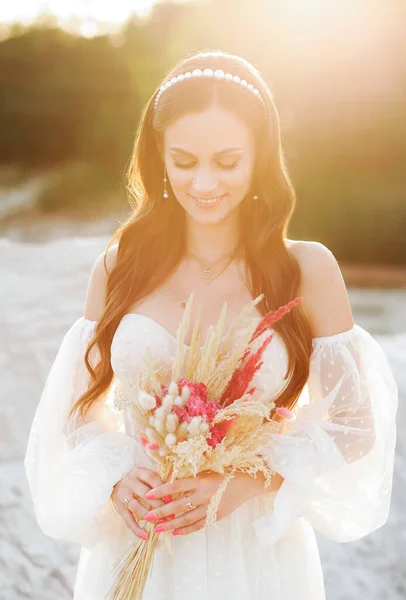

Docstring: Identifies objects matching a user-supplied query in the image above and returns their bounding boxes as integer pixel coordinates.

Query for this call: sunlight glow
[0,0,155,25]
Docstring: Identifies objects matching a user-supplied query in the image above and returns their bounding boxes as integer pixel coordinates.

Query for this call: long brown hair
[70,49,313,421]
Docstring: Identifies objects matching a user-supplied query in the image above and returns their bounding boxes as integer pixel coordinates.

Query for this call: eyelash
[173,161,239,170]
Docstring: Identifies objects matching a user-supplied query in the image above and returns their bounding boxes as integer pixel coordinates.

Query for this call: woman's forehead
[163,106,253,155]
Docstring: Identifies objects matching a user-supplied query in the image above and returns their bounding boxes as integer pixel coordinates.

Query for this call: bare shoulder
[84,243,118,321]
[287,239,354,338]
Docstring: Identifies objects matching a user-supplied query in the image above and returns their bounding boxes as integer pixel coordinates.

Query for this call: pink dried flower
[207,419,235,447]
[197,382,208,399]
[183,412,194,424]
[178,378,208,400]
[207,426,225,448]
[146,442,160,451]
[205,401,220,421]
[275,407,295,420]
[173,405,187,421]
[187,394,207,417]
[153,394,162,409]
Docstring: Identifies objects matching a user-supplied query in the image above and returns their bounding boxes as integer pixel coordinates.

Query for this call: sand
[0,235,404,600]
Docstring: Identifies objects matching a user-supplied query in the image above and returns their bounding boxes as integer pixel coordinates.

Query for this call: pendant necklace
[180,244,242,309]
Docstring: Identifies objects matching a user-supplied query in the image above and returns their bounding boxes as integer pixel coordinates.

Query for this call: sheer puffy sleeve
[24,317,139,549]
[253,324,399,546]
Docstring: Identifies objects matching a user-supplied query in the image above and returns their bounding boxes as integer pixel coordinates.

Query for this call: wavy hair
[70,49,314,422]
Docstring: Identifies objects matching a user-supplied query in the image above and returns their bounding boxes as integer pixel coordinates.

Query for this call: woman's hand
[141,470,265,537]
[111,467,172,540]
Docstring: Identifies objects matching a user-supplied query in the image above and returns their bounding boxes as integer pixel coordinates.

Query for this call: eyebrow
[169,146,243,157]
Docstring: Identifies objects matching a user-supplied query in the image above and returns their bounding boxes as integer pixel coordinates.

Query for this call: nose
[192,167,218,197]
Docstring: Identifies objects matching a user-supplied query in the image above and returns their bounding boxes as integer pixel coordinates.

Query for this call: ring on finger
[125,496,136,510]
[185,496,196,511]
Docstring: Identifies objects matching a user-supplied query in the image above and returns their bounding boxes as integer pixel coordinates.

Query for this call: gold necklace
[180,245,241,309]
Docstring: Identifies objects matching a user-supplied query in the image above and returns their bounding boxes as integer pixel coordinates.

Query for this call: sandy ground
[0,235,405,600]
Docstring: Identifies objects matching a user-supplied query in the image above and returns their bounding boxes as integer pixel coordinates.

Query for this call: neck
[185,213,240,263]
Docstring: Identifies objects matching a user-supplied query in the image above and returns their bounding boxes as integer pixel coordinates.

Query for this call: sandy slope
[0,236,404,600]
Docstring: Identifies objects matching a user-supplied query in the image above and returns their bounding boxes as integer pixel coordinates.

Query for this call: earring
[163,166,169,199]
[253,194,259,200]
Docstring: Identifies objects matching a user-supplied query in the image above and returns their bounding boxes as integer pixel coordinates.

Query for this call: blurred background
[0,1,405,599]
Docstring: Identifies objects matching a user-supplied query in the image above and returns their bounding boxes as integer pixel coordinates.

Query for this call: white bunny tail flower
[163,395,174,412]
[200,421,209,434]
[181,386,191,402]
[176,422,189,441]
[145,428,165,449]
[154,418,166,437]
[168,381,179,397]
[165,433,177,447]
[138,391,157,411]
[155,406,166,420]
[166,413,179,433]
[188,416,202,437]
[174,395,185,407]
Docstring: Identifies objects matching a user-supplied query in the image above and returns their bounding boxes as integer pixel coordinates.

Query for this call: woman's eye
[220,162,238,170]
[173,161,238,170]
[173,162,195,169]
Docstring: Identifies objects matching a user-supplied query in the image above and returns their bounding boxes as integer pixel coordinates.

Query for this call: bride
[25,50,398,599]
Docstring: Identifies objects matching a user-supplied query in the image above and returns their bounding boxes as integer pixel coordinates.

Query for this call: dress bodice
[110,312,290,403]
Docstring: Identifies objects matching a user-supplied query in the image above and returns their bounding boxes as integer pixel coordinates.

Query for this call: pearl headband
[154,68,265,111]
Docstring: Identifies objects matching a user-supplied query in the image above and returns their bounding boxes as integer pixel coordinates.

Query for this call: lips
[189,193,227,206]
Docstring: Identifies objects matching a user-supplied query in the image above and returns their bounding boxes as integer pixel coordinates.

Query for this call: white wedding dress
[24,312,399,600]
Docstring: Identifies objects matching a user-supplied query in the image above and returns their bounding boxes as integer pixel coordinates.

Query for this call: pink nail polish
[172,529,182,536]
[145,513,157,522]
[139,532,148,540]
[167,513,175,519]
[154,525,165,533]
[145,491,155,500]
[156,518,166,524]
[163,495,173,503]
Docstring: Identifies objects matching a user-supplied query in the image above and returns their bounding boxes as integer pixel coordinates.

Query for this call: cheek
[167,168,190,189]
[228,167,253,193]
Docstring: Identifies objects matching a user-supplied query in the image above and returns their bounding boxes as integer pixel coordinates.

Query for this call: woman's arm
[24,245,143,548]
[252,242,398,545]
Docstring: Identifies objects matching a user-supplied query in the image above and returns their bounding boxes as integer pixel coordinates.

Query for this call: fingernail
[156,518,167,524]
[139,532,148,540]
[172,529,182,536]
[145,491,155,500]
[163,495,173,503]
[145,513,157,522]
[154,525,165,533]
[167,513,175,519]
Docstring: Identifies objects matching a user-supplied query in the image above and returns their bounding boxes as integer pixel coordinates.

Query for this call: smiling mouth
[189,193,227,206]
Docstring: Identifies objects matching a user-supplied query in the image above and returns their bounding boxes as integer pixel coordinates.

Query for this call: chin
[184,205,232,225]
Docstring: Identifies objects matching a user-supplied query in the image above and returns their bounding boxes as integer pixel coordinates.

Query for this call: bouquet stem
[105,462,173,600]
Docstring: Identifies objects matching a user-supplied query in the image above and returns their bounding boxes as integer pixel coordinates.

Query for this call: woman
[24,50,398,599]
